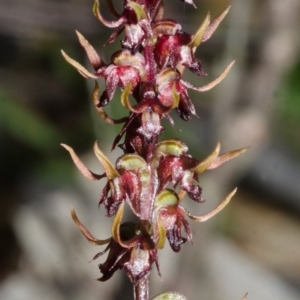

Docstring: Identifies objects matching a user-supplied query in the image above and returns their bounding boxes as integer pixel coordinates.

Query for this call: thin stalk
[134,273,150,300]
[144,42,156,82]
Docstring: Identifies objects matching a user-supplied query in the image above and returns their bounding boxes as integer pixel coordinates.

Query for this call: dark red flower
[71,206,160,283]
[153,189,192,252]
[93,0,153,52]
[152,139,248,202]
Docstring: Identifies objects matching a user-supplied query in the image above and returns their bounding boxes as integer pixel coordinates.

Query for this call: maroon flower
[152,187,239,253]
[152,140,248,202]
[62,32,145,106]
[155,64,235,121]
[93,0,153,52]
[61,142,154,217]
[71,204,160,283]
[153,189,192,252]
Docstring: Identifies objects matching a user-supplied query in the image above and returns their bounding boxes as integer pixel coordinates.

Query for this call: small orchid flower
[93,0,153,51]
[153,139,248,201]
[71,204,160,283]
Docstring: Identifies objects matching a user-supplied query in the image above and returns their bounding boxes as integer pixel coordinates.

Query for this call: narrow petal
[121,85,144,113]
[187,12,210,48]
[111,201,124,244]
[111,202,138,248]
[184,188,237,222]
[61,50,97,78]
[171,86,180,109]
[207,146,249,170]
[76,30,102,70]
[71,206,111,245]
[191,142,221,173]
[93,0,126,28]
[241,293,248,300]
[156,217,166,249]
[120,84,131,109]
[182,61,235,92]
[61,144,104,180]
[94,141,119,180]
[127,0,148,21]
[202,6,231,42]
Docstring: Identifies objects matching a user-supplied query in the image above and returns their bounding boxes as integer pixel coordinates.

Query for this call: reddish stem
[144,42,156,83]
[134,273,150,300]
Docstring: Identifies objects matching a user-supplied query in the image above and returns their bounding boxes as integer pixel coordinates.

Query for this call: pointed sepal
[111,202,140,248]
[61,50,97,78]
[191,142,221,173]
[207,146,249,170]
[75,30,102,70]
[183,188,237,222]
[93,0,125,28]
[61,143,104,180]
[156,217,166,249]
[187,12,210,48]
[94,141,119,180]
[121,84,138,112]
[71,206,111,245]
[92,81,128,124]
[112,201,126,245]
[202,6,231,42]
[182,61,235,92]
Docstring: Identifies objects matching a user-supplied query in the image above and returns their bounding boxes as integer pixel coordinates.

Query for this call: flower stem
[134,273,150,300]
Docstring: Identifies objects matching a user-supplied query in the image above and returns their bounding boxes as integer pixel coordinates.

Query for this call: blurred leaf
[0,91,64,153]
[277,60,300,156]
